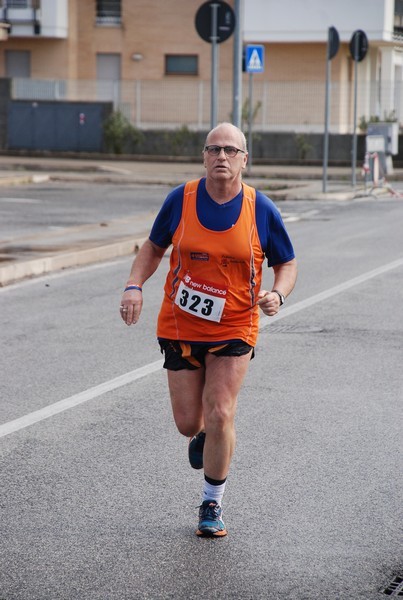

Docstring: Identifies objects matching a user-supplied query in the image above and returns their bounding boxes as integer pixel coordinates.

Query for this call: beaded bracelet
[124,285,142,292]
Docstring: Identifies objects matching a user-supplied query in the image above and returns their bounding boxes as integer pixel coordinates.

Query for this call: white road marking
[0,197,42,204]
[1,256,402,439]
[260,256,403,329]
[0,360,164,439]
[99,165,133,175]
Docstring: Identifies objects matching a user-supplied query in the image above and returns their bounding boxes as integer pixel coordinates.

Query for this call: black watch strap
[272,289,285,306]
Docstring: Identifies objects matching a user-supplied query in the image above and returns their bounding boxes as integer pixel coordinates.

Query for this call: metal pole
[210,3,219,129]
[232,0,243,128]
[198,80,203,129]
[135,81,141,128]
[248,71,253,172]
[352,35,359,187]
[322,33,331,193]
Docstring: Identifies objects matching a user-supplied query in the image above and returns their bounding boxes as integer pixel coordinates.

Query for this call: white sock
[202,479,226,506]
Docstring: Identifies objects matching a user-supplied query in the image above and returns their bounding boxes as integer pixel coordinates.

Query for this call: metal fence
[10,77,400,134]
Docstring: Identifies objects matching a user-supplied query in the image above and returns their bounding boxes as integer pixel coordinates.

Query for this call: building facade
[0,0,401,133]
[243,0,402,132]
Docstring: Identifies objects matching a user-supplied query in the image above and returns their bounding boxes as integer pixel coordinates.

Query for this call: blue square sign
[245,45,264,73]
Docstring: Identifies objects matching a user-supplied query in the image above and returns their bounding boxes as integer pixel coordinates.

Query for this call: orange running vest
[157,179,265,346]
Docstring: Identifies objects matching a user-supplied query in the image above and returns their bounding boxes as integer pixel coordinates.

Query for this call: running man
[120,122,297,537]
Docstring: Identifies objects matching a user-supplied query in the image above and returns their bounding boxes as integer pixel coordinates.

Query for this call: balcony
[0,0,67,38]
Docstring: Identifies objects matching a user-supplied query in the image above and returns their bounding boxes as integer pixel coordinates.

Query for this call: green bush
[295,134,313,159]
[162,125,201,155]
[228,99,262,131]
[358,111,398,132]
[103,111,144,154]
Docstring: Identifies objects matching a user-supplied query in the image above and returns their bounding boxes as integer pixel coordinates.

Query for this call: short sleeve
[255,191,295,267]
[149,184,185,248]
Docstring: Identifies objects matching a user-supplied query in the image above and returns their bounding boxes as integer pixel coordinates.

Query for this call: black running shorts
[158,339,254,371]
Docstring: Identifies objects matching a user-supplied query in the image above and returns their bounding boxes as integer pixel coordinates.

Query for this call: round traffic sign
[349,29,368,62]
[195,1,236,44]
[327,26,340,60]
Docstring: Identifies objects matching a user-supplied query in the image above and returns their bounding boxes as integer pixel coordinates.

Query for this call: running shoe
[196,500,227,537]
[188,431,205,469]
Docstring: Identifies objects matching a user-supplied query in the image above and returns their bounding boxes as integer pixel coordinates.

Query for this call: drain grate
[382,576,403,596]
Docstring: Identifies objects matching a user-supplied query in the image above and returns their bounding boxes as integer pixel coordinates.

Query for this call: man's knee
[204,399,236,431]
[173,413,203,437]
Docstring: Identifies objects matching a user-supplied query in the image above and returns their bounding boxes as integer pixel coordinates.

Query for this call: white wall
[243,0,394,42]
[40,0,68,38]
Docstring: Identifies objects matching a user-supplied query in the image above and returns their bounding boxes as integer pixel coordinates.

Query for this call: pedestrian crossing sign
[245,45,264,73]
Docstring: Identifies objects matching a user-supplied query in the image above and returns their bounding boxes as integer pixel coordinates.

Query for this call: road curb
[0,235,146,287]
[0,174,50,187]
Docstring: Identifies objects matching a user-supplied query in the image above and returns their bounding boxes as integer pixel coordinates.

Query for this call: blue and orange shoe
[196,500,227,537]
[188,431,205,470]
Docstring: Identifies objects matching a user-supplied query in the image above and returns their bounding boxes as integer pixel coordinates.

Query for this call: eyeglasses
[204,145,246,158]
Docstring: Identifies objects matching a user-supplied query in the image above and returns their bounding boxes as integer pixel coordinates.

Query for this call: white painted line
[0,197,42,204]
[260,256,403,330]
[99,165,132,175]
[0,360,164,439]
[1,256,403,439]
[32,174,50,184]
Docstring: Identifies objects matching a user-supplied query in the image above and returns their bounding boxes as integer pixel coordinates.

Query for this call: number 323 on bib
[174,274,227,322]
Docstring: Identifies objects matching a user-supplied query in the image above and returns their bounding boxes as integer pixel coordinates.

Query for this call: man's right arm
[120,239,166,326]
[120,184,183,326]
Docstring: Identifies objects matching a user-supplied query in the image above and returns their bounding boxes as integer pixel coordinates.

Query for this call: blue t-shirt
[149,178,295,267]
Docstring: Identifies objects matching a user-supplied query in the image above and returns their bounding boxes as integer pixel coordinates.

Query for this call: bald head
[204,122,247,152]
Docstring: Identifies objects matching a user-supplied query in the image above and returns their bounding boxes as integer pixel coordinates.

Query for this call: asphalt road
[0,189,402,599]
[0,182,172,239]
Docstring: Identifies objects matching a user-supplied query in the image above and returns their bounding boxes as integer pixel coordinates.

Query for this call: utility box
[366,135,385,153]
[367,122,399,155]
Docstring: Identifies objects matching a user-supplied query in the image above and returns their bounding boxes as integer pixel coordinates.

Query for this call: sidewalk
[1,155,401,287]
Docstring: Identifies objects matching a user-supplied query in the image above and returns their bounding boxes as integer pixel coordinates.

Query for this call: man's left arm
[257,258,297,316]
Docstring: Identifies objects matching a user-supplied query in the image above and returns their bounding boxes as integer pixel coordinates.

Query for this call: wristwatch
[272,289,285,306]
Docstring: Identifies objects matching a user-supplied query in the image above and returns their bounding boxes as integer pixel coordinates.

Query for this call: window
[96,53,121,102]
[5,50,31,77]
[96,0,121,25]
[165,55,198,76]
[97,53,121,81]
[395,0,403,28]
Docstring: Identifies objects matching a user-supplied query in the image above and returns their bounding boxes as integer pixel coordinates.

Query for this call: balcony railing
[394,27,403,43]
[0,1,40,8]
[96,0,121,25]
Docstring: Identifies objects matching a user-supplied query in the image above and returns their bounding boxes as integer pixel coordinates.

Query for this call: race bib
[175,273,227,322]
